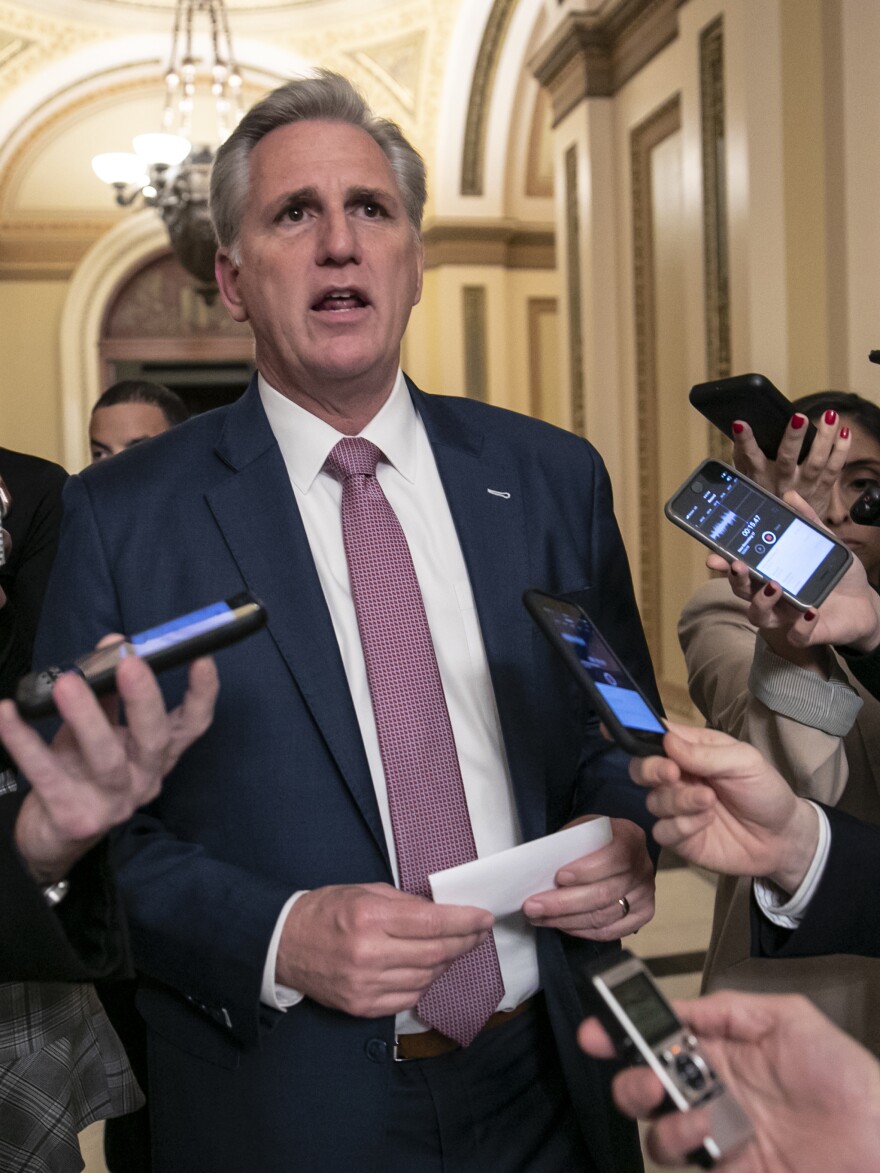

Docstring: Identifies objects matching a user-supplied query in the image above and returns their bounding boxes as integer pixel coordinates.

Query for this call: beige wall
[0,280,66,464]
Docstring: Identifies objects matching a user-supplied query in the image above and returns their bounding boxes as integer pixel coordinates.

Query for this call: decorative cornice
[422,219,554,270]
[531,0,683,125]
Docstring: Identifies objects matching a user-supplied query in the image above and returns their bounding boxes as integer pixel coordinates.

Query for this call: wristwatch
[41,878,70,907]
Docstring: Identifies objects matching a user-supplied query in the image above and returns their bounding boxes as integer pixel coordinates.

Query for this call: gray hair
[210,70,427,262]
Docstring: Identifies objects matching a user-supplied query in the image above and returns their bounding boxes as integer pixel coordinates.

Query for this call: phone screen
[667,462,850,603]
[533,597,665,736]
[607,971,681,1047]
[126,600,241,658]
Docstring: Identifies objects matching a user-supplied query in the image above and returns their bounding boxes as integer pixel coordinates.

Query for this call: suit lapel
[205,383,388,858]
[413,385,547,841]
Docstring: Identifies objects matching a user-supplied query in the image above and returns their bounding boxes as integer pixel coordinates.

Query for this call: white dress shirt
[753,802,831,928]
[257,371,539,1032]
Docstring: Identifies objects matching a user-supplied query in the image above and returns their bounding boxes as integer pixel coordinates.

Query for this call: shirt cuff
[753,803,830,929]
[261,891,308,1010]
[749,638,863,736]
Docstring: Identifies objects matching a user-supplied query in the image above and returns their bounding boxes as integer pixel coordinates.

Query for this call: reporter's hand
[9,645,218,884]
[732,409,849,517]
[578,990,880,1171]
[275,883,494,1018]
[629,723,819,893]
[522,817,655,939]
[709,491,880,653]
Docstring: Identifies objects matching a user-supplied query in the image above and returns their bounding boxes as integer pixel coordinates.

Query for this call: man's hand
[578,990,880,1171]
[9,648,219,884]
[275,883,494,1018]
[731,410,848,518]
[709,491,880,654]
[629,724,818,894]
[521,817,655,939]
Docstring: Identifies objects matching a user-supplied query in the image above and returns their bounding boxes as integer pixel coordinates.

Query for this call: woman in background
[680,391,880,1053]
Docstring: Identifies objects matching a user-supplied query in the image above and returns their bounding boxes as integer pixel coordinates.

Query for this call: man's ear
[215,248,249,323]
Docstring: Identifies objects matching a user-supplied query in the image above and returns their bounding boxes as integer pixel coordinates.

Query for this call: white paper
[429,817,612,918]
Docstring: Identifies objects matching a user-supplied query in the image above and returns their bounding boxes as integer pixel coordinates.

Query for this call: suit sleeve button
[365,1038,388,1063]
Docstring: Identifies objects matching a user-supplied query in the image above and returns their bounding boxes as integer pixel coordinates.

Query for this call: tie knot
[325,437,383,481]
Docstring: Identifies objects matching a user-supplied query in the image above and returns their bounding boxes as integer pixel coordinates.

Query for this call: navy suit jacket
[35,377,658,1172]
[752,803,880,961]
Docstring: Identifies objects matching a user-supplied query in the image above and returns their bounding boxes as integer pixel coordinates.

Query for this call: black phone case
[689,373,816,462]
[523,589,666,757]
[16,593,267,718]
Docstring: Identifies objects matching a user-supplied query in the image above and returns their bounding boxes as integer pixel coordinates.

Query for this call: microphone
[851,485,880,526]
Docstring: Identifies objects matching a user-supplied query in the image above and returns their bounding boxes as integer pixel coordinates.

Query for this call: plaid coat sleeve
[0,981,143,1173]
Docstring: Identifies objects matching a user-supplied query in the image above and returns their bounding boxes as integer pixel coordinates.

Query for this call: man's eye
[282,205,304,222]
[363,202,383,218]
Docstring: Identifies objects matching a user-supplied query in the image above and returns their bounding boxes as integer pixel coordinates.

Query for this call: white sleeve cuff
[753,803,830,929]
[260,891,308,1010]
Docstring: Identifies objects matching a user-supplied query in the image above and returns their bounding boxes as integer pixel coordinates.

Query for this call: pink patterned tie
[325,437,504,1046]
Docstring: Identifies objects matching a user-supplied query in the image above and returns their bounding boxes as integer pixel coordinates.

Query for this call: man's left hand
[521,817,655,938]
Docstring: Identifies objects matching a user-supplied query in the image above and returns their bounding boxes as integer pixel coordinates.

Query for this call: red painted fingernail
[732,421,745,435]
[841,426,850,440]
[825,410,837,425]
[763,583,776,596]
[804,610,816,621]
[791,414,806,430]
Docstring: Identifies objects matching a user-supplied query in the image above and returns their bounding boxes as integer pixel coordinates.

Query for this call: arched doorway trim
[59,209,168,470]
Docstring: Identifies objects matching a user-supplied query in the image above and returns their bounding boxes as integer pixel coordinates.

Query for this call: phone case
[689,373,816,462]
[664,459,852,609]
[523,589,666,757]
[16,593,267,719]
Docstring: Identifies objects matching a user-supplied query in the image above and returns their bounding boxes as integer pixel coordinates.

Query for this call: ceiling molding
[531,0,683,125]
[423,218,554,270]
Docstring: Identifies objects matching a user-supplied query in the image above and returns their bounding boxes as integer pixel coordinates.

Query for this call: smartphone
[523,589,666,757]
[585,950,754,1168]
[16,592,267,719]
[665,459,852,609]
[689,373,816,462]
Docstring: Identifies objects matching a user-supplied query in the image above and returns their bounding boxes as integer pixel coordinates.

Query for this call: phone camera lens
[690,480,704,494]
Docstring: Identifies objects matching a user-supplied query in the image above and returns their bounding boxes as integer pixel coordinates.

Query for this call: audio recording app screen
[681,468,834,594]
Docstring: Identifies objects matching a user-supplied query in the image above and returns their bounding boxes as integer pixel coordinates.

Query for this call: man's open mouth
[313,290,368,311]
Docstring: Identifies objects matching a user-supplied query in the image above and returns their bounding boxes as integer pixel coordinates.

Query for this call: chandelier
[91,0,244,302]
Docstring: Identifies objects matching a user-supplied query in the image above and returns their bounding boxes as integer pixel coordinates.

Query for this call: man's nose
[317,207,359,265]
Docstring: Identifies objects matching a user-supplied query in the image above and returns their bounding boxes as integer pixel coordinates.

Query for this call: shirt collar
[258,369,418,492]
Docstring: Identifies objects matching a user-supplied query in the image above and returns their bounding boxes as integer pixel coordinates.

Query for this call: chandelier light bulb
[91,152,148,187]
[133,132,191,168]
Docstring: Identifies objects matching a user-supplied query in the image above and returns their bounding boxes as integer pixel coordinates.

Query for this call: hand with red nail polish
[705,491,880,654]
[730,403,851,519]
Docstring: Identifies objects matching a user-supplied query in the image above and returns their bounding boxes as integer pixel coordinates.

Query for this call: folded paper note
[429,817,612,918]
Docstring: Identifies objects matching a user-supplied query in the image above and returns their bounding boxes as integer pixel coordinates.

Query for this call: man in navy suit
[35,72,660,1172]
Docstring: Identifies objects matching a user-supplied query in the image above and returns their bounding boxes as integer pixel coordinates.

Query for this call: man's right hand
[629,723,820,895]
[275,883,494,1018]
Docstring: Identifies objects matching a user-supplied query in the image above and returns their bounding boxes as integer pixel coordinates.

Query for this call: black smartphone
[523,589,666,757]
[585,950,754,1168]
[689,373,816,462]
[16,592,267,719]
[664,460,852,609]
